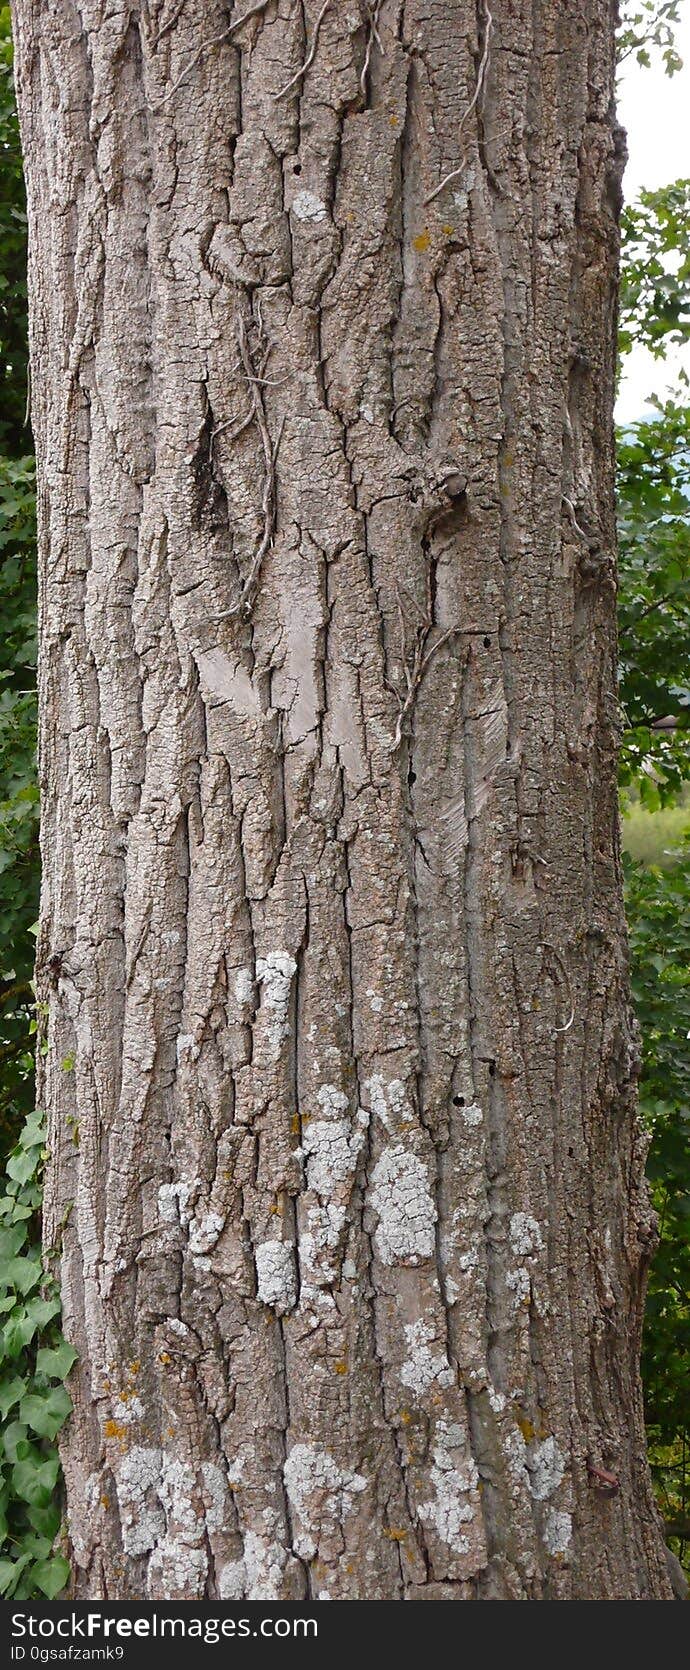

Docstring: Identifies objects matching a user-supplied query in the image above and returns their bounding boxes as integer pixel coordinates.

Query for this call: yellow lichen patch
[158,1350,171,1366]
[333,1360,348,1375]
[412,229,431,253]
[515,1410,535,1443]
[290,1112,300,1135]
[389,114,398,126]
[398,1409,411,1426]
[129,1360,140,1377]
[100,1495,110,1510]
[104,1419,127,1442]
[383,1528,407,1542]
[442,223,454,235]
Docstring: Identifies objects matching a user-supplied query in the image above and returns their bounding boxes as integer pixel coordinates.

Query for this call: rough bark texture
[11,0,672,1600]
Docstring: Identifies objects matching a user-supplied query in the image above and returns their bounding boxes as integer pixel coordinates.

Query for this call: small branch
[389,572,456,752]
[153,0,275,108]
[587,1461,620,1493]
[424,1,493,205]
[218,305,284,620]
[274,0,333,101]
[360,0,385,98]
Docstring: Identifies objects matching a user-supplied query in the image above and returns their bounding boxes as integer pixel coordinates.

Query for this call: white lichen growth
[283,1443,368,1561]
[157,1178,193,1226]
[528,1435,566,1500]
[316,1083,350,1119]
[147,1538,207,1598]
[256,952,297,1058]
[201,1460,230,1534]
[543,1506,572,1555]
[417,1422,478,1555]
[509,1212,543,1259]
[292,190,327,223]
[234,967,253,1006]
[400,1319,455,1396]
[243,1528,287,1600]
[218,1558,246,1599]
[189,1210,225,1255]
[303,1112,368,1198]
[505,1266,531,1306]
[255,1240,297,1314]
[116,1446,164,1556]
[370,1147,436,1265]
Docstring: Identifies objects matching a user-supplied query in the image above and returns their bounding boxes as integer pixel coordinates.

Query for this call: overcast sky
[616,8,690,420]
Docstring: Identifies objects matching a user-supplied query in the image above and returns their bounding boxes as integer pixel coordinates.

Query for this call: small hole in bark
[409,768,417,784]
[483,635,491,648]
[293,163,302,175]
[488,1062,496,1077]
[452,1095,465,1107]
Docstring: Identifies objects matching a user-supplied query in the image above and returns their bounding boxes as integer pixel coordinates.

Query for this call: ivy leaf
[2,1419,29,1463]
[11,1451,60,1509]
[2,1253,41,1295]
[35,1340,77,1381]
[0,1374,24,1419]
[31,1554,70,1600]
[0,1552,32,1597]
[20,1385,72,1439]
[0,1223,26,1259]
[5,1146,39,1185]
[27,1499,61,1541]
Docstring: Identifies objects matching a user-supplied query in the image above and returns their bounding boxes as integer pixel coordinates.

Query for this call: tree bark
[11,0,672,1600]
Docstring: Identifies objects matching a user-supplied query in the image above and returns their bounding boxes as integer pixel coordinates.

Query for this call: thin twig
[360,0,385,98]
[153,0,275,108]
[562,495,590,544]
[274,0,333,100]
[543,943,575,1035]
[424,1,493,205]
[389,573,456,751]
[218,306,284,620]
[150,0,188,49]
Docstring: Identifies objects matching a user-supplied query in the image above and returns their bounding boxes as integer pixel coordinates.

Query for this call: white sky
[616,6,690,421]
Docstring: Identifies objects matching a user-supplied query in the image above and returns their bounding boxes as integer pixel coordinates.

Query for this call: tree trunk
[11,0,672,1600]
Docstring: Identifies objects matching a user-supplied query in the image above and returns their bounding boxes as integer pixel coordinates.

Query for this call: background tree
[2,0,681,1596]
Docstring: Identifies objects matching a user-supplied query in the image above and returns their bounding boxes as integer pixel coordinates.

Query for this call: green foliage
[0,7,27,454]
[617,399,690,802]
[615,50,690,1556]
[625,854,690,1566]
[0,453,38,1153]
[619,182,690,361]
[0,1,37,1155]
[0,1108,72,1599]
[622,787,690,865]
[618,1,684,75]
